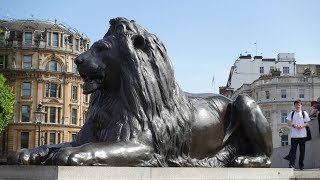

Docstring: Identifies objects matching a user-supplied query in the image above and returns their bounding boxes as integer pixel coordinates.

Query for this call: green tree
[0,74,14,133]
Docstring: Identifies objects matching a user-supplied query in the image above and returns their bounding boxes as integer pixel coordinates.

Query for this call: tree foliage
[0,74,15,133]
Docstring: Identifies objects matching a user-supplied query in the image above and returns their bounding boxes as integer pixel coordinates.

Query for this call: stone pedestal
[0,166,295,180]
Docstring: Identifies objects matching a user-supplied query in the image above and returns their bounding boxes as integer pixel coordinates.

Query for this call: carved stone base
[0,166,295,180]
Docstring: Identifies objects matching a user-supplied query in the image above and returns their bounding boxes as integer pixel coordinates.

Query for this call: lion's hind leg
[231,95,273,167]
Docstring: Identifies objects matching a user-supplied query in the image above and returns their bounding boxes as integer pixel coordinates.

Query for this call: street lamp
[34,103,46,147]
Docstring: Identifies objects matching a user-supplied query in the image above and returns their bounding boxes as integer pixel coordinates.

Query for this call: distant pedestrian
[286,99,310,170]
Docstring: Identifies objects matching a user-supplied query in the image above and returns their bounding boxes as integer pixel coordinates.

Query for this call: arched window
[45,60,61,72]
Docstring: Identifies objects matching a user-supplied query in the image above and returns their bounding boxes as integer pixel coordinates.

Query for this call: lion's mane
[75,18,193,166]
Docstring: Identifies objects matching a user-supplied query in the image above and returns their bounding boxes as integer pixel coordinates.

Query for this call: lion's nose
[74,57,83,65]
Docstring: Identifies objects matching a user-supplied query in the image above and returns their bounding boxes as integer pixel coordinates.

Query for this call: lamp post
[34,103,46,147]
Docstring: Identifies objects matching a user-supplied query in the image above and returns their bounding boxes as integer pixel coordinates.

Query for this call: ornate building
[0,19,90,161]
[230,64,320,148]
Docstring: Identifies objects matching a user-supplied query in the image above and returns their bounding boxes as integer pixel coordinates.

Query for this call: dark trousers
[289,137,306,168]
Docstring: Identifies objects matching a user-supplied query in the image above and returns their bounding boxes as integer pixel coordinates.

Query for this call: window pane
[43,133,48,144]
[20,132,29,148]
[72,86,78,100]
[50,83,57,97]
[0,32,5,46]
[299,89,305,98]
[58,107,61,124]
[72,108,77,124]
[72,134,77,141]
[0,56,4,69]
[49,61,57,71]
[281,110,288,124]
[44,106,48,123]
[23,55,32,69]
[21,105,30,122]
[45,83,49,97]
[52,33,58,47]
[50,133,55,144]
[58,133,61,144]
[281,89,286,98]
[49,107,56,123]
[283,67,289,74]
[22,82,31,96]
[25,32,32,45]
[260,67,264,74]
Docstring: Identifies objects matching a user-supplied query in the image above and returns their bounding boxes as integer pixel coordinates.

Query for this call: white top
[286,111,310,138]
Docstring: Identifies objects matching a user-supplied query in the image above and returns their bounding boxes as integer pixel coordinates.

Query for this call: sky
[1,0,319,93]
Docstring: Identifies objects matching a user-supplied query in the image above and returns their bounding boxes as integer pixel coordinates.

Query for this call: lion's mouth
[80,72,104,94]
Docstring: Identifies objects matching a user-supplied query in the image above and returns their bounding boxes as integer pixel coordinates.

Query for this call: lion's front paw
[7,146,50,165]
[231,155,271,167]
[51,147,75,165]
[52,147,92,166]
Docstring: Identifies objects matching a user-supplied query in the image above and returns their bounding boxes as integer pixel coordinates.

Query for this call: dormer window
[45,60,61,72]
[74,38,79,51]
[24,32,32,45]
[52,32,59,47]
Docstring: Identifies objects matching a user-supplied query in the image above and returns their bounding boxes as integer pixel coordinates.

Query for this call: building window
[24,32,32,45]
[21,105,30,122]
[283,67,289,74]
[299,89,305,99]
[74,39,79,51]
[43,133,48,145]
[45,60,61,72]
[260,67,264,74]
[281,110,288,124]
[72,108,77,125]
[20,132,29,148]
[0,55,7,69]
[47,32,51,46]
[281,134,289,146]
[44,106,48,123]
[22,82,31,96]
[49,107,56,123]
[265,91,270,99]
[45,106,62,124]
[0,31,5,46]
[72,133,77,141]
[72,86,78,100]
[57,133,61,144]
[52,32,59,47]
[49,133,56,144]
[23,55,32,69]
[58,107,61,124]
[281,89,286,98]
[45,82,61,98]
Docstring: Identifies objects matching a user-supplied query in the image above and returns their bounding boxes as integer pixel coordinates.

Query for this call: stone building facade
[231,64,320,148]
[0,19,90,161]
[219,53,296,96]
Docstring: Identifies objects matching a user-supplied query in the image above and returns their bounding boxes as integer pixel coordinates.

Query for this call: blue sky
[1,0,319,93]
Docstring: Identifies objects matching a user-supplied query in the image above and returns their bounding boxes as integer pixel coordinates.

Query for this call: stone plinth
[0,166,295,180]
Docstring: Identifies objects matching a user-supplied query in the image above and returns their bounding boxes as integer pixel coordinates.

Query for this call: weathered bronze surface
[7,17,272,167]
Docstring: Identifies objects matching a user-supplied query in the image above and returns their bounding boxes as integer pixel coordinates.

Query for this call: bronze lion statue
[8,17,272,167]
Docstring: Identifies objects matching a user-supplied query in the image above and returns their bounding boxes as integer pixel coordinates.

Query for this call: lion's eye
[93,42,110,52]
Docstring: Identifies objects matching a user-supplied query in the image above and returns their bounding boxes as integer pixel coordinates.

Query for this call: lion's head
[75,18,192,165]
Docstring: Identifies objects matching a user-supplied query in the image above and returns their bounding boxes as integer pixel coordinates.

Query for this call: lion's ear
[132,35,145,49]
